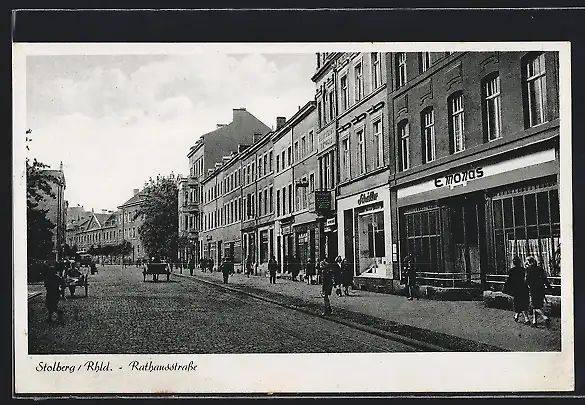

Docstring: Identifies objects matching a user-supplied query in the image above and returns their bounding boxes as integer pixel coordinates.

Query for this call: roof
[118,192,145,208]
[93,213,111,227]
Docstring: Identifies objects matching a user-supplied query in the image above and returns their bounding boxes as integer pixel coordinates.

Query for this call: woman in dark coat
[321,259,334,315]
[305,258,316,285]
[404,255,419,300]
[525,256,552,328]
[504,256,530,324]
[341,258,353,296]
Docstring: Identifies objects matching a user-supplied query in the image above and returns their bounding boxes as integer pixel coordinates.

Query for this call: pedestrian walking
[333,256,343,296]
[209,258,215,273]
[268,255,278,284]
[525,256,552,328]
[305,258,316,285]
[220,257,232,284]
[341,258,353,296]
[321,258,334,316]
[404,255,419,300]
[44,264,65,324]
[290,255,300,281]
[503,256,531,324]
[188,258,195,276]
[246,255,253,278]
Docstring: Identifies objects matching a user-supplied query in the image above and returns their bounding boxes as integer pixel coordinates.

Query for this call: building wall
[388,51,561,292]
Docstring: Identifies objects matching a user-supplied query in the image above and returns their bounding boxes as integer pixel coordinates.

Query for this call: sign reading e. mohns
[435,167,484,189]
[358,191,379,205]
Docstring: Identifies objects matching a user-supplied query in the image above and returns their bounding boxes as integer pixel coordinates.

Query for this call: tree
[26,152,61,261]
[135,174,179,260]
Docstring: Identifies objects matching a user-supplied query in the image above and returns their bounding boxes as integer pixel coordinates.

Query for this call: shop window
[491,188,560,283]
[260,230,269,263]
[401,207,442,276]
[356,206,386,275]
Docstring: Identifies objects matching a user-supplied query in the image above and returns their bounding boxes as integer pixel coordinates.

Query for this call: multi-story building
[388,51,561,298]
[177,176,199,264]
[36,163,67,261]
[117,189,147,263]
[289,102,320,270]
[312,52,393,284]
[184,108,271,266]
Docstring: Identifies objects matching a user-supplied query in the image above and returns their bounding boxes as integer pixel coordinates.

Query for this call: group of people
[504,255,552,328]
[319,256,354,316]
[43,259,86,324]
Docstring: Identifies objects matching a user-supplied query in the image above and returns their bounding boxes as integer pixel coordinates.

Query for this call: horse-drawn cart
[62,262,89,297]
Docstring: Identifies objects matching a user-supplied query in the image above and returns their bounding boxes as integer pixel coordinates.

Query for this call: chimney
[276,117,286,130]
[133,189,139,196]
[216,124,227,129]
[233,108,247,121]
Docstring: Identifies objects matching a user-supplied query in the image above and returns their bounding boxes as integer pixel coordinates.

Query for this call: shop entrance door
[449,195,485,286]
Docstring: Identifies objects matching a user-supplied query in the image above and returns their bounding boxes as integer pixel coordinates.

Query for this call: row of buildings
[65,189,147,263]
[180,50,561,297]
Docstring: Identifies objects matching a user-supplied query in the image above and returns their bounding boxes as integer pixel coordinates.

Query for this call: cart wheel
[69,286,76,297]
[85,283,88,297]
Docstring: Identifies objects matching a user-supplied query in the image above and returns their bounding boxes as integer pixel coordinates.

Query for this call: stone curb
[174,272,448,352]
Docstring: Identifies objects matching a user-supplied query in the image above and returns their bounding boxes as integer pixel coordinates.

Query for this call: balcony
[180,200,199,212]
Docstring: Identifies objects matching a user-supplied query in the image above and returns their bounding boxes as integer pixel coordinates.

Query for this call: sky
[25,52,316,212]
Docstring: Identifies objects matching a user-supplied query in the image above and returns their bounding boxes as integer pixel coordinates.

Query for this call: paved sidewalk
[173,269,561,352]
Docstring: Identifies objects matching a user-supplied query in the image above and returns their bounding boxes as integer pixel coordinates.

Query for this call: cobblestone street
[28,265,419,354]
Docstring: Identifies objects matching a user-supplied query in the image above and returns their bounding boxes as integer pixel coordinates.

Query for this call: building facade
[313,52,393,283]
[37,164,67,261]
[184,108,271,267]
[388,51,561,296]
[117,189,147,263]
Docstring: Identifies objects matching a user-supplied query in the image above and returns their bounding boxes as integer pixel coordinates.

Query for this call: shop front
[279,220,294,273]
[395,145,560,295]
[293,220,320,270]
[337,185,393,279]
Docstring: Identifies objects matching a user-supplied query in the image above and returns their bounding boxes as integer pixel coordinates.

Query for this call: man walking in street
[268,255,278,284]
[44,264,65,324]
[321,257,334,316]
[221,257,233,284]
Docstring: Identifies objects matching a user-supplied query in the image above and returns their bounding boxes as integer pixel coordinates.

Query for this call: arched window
[398,120,410,171]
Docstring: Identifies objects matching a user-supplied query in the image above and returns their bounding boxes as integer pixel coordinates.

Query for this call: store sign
[281,225,292,235]
[315,191,332,213]
[434,167,484,189]
[357,191,379,205]
[326,218,336,227]
[206,235,212,241]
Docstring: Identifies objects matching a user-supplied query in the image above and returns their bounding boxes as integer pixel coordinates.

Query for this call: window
[277,189,281,216]
[340,75,349,110]
[258,157,263,177]
[484,74,502,141]
[263,189,268,215]
[317,101,322,127]
[308,130,314,153]
[276,154,280,172]
[419,52,431,73]
[269,151,273,171]
[450,93,465,153]
[309,173,315,192]
[398,121,410,171]
[354,62,363,101]
[281,151,285,169]
[328,91,335,121]
[396,52,407,88]
[422,109,436,163]
[525,53,547,127]
[287,146,292,166]
[269,186,273,213]
[372,118,383,168]
[288,184,293,214]
[294,141,299,162]
[258,192,263,216]
[282,187,287,215]
[295,185,300,211]
[342,137,350,180]
[371,52,381,89]
[357,127,366,174]
[301,136,306,159]
[251,163,255,182]
[246,165,250,184]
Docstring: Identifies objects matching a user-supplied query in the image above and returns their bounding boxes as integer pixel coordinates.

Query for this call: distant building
[180,108,271,266]
[36,162,67,261]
